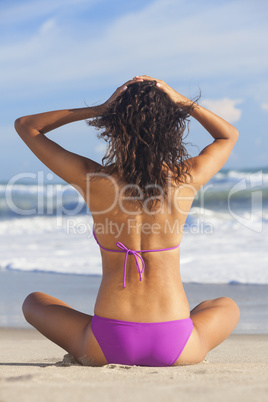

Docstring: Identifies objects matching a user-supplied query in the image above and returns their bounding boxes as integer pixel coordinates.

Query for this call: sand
[0,329,268,402]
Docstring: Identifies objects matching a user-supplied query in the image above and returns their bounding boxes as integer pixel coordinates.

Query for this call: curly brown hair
[88,80,198,211]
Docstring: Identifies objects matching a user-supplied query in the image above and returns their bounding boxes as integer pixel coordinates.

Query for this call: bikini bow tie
[116,242,145,288]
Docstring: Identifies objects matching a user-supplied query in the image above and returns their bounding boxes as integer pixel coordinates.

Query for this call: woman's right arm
[134,75,239,187]
[185,104,239,186]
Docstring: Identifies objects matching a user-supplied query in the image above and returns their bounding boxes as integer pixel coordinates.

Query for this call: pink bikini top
[92,225,180,288]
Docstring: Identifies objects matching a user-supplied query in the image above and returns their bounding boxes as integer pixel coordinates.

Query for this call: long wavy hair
[88,80,197,211]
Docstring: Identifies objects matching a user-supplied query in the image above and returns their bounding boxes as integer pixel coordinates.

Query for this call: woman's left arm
[14,105,104,193]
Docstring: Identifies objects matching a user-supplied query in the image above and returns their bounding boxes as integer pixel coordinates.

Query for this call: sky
[1,0,268,182]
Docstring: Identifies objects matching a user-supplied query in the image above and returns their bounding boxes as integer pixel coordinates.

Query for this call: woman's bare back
[87,166,195,323]
[17,75,240,366]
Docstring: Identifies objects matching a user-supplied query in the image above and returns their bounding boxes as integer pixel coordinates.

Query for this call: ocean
[0,166,268,331]
[1,166,267,284]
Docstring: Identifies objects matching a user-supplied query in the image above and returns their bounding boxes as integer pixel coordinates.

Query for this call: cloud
[0,0,93,25]
[200,98,243,123]
[1,2,268,84]
[94,144,107,154]
[1,0,268,107]
[261,103,268,111]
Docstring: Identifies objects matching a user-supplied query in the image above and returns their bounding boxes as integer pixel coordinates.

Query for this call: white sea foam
[1,213,268,284]
[1,167,267,283]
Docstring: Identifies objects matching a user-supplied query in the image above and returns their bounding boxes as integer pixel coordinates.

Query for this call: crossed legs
[22,292,107,366]
[22,293,240,366]
[174,297,240,365]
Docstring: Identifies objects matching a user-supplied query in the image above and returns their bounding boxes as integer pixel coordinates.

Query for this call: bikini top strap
[92,224,180,288]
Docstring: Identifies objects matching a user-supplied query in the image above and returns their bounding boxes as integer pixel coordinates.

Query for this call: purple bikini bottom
[91,314,193,367]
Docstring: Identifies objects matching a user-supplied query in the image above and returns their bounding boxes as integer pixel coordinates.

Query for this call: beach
[1,271,268,401]
[1,167,268,400]
[1,329,268,402]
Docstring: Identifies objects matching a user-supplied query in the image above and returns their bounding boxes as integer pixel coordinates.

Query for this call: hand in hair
[134,75,193,108]
[102,77,144,111]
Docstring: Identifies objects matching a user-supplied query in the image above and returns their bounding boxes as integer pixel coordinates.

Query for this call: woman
[15,75,240,367]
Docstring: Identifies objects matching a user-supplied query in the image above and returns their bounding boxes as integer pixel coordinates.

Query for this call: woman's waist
[94,300,191,323]
[94,278,190,322]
